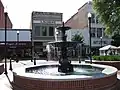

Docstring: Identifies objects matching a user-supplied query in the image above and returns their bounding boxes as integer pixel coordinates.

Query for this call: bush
[92,55,120,61]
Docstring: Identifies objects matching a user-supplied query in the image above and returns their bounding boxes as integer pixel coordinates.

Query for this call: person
[46,45,51,61]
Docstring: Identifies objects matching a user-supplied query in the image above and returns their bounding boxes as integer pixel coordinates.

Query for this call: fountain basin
[13,63,118,90]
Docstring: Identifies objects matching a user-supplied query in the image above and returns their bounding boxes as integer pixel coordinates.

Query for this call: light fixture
[88,12,92,64]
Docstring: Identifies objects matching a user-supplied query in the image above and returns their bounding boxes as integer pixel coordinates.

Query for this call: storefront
[0,41,31,60]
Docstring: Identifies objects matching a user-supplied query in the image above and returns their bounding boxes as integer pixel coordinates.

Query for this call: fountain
[55,22,73,73]
[13,22,118,90]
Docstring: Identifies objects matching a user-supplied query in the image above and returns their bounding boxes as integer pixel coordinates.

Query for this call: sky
[1,0,92,29]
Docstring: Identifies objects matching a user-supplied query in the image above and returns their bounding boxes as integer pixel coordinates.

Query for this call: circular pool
[13,63,118,90]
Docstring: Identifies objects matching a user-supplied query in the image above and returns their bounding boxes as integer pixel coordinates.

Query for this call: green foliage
[71,33,84,42]
[93,55,120,61]
[93,0,120,35]
[111,33,120,46]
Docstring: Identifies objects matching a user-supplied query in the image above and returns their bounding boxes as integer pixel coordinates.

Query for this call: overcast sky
[1,0,92,29]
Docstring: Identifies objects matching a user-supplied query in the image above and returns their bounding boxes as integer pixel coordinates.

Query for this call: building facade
[65,1,112,55]
[0,29,31,59]
[31,11,62,55]
[0,1,12,28]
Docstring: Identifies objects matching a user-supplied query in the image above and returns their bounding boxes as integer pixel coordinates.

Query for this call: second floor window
[49,26,54,36]
[41,26,47,36]
[97,28,102,37]
[91,28,96,37]
[35,26,40,36]
[96,16,99,24]
[91,13,95,23]
[103,28,108,37]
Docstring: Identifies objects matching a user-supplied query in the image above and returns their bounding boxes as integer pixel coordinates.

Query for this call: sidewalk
[0,60,50,90]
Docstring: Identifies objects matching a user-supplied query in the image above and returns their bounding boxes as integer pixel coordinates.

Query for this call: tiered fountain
[13,22,118,90]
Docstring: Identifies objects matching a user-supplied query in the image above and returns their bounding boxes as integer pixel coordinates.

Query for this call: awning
[99,45,118,51]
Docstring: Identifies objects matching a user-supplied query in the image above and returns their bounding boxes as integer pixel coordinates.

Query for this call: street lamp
[30,29,33,62]
[9,27,13,70]
[31,12,34,63]
[88,12,92,64]
[4,10,8,74]
[100,36,103,48]
[16,31,19,62]
[17,31,19,43]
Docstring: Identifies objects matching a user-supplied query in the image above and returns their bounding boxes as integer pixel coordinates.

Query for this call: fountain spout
[57,22,73,73]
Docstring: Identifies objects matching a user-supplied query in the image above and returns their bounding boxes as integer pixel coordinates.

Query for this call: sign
[33,20,62,24]
[32,12,62,25]
[93,41,108,44]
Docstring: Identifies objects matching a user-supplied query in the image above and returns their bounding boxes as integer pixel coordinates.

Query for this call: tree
[71,33,84,42]
[93,0,120,35]
[111,33,120,46]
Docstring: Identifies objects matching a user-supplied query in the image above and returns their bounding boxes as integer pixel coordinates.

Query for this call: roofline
[78,2,88,11]
[0,0,4,8]
[32,11,63,15]
[0,29,31,31]
[7,14,13,28]
[65,1,90,24]
[65,12,78,24]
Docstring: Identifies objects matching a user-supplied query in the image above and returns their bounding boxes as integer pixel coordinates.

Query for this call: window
[103,28,108,37]
[91,13,95,23]
[41,26,47,36]
[35,26,40,36]
[96,16,99,24]
[97,28,102,37]
[49,26,54,36]
[91,28,96,37]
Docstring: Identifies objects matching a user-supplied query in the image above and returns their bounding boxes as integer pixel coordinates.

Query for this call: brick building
[0,0,12,28]
[65,1,112,55]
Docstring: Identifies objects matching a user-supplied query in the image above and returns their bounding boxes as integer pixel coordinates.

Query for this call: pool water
[26,65,106,78]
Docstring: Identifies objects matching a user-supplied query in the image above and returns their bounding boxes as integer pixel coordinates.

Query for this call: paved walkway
[0,60,51,90]
[0,60,120,90]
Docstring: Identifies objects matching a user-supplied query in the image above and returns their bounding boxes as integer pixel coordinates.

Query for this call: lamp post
[9,27,13,70]
[31,12,34,63]
[17,31,19,47]
[30,29,33,62]
[16,31,19,62]
[100,37,103,48]
[9,55,12,70]
[88,13,92,64]
[4,11,8,74]
[17,31,19,45]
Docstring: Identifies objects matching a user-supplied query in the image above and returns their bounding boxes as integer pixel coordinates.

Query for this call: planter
[0,64,4,74]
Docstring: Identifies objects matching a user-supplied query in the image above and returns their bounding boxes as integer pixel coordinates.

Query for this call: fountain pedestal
[58,61,73,73]
[57,22,73,73]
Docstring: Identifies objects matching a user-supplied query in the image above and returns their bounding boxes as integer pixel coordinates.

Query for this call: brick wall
[0,1,12,28]
[13,73,118,90]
